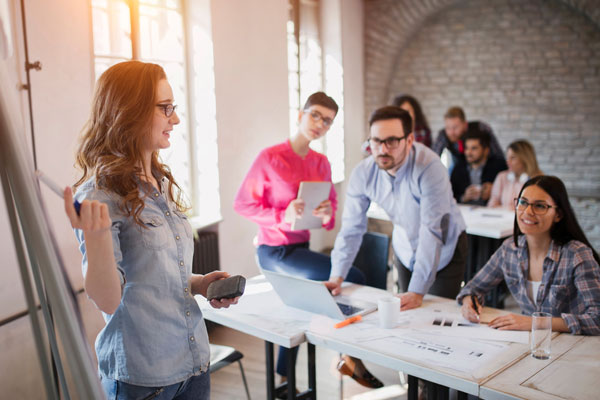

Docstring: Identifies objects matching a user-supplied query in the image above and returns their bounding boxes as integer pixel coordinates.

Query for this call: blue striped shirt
[458,236,600,335]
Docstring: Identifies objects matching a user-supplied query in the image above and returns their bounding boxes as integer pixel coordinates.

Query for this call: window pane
[139,5,185,62]
[91,0,131,60]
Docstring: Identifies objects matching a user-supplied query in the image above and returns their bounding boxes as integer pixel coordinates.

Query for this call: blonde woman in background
[488,140,542,208]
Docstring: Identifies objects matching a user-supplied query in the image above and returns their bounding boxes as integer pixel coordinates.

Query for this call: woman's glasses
[514,198,558,215]
[156,103,177,117]
[306,110,333,128]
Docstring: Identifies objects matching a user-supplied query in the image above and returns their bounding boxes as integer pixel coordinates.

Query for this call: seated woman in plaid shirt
[458,175,600,335]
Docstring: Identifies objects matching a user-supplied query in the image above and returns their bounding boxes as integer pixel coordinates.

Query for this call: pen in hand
[470,294,480,321]
[36,170,81,215]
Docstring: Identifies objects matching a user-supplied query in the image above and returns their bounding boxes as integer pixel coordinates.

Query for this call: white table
[304,288,530,399]
[199,276,534,400]
[366,202,514,240]
[480,335,600,400]
[197,275,315,399]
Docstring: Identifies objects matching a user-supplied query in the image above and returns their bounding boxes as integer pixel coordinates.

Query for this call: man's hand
[284,199,306,224]
[399,292,424,311]
[481,182,493,201]
[313,199,332,225]
[462,184,482,202]
[324,276,343,296]
[489,313,532,331]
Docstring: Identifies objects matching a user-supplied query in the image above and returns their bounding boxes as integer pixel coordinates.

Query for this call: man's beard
[375,155,397,171]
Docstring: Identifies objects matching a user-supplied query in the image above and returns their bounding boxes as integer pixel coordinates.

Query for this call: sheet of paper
[310,315,509,374]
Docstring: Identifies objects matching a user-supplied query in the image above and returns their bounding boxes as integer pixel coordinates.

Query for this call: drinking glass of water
[531,312,552,360]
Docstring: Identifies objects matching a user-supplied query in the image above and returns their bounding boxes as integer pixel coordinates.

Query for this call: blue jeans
[257,242,365,376]
[101,372,210,400]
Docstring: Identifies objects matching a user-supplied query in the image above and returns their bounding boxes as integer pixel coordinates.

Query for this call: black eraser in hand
[206,275,246,301]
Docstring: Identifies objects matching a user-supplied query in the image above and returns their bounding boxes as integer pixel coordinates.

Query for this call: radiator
[192,231,220,274]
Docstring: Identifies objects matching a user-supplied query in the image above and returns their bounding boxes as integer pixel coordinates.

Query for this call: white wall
[211,0,291,278]
[0,0,101,398]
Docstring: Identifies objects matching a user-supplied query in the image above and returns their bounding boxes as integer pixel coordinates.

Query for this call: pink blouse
[233,140,337,246]
[487,170,524,209]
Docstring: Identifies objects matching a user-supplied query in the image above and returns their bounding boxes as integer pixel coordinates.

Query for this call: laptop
[262,269,377,321]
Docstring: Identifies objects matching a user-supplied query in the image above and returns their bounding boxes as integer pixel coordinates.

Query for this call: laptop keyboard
[337,302,362,316]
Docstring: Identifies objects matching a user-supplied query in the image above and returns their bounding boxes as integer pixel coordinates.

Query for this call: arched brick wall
[365,0,600,118]
[364,0,600,247]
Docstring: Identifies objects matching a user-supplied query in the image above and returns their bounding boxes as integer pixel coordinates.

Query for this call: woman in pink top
[488,140,542,209]
[234,92,367,385]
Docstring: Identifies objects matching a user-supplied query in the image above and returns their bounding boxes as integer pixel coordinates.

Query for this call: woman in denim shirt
[63,61,238,399]
[458,175,600,335]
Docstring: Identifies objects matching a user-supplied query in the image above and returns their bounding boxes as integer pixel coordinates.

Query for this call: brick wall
[365,0,600,249]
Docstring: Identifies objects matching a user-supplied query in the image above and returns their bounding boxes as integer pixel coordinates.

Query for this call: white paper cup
[378,297,400,329]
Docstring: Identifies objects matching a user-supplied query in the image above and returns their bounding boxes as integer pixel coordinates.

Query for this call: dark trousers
[257,242,366,376]
[395,232,467,299]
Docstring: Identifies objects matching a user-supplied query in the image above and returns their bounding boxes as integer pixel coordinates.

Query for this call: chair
[209,344,251,400]
[353,231,390,290]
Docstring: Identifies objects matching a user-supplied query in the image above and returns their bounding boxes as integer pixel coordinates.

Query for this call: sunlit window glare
[91,0,221,226]
[287,0,344,183]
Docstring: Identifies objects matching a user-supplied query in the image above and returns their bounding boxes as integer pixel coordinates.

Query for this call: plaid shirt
[458,235,600,335]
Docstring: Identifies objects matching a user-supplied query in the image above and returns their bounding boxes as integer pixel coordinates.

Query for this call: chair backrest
[353,232,390,290]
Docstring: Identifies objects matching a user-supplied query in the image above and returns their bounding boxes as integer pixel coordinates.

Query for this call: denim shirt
[331,143,466,294]
[458,236,600,335]
[74,177,210,386]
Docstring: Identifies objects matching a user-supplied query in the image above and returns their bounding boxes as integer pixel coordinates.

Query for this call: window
[91,0,221,226]
[287,0,345,183]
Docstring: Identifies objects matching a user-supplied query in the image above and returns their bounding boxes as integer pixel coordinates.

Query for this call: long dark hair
[391,94,430,131]
[513,175,600,263]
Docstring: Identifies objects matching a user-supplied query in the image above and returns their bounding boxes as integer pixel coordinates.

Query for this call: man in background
[433,106,504,173]
[451,129,507,205]
[328,106,467,311]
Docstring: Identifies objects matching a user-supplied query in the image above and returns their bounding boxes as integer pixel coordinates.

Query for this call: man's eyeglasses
[514,198,558,215]
[368,136,407,150]
[156,103,177,117]
[306,110,333,128]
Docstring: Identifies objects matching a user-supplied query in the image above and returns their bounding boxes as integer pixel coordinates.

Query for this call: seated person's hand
[399,292,423,311]
[313,199,332,225]
[461,296,481,323]
[488,313,532,331]
[481,182,493,201]
[324,276,343,296]
[462,184,482,202]
[284,199,306,224]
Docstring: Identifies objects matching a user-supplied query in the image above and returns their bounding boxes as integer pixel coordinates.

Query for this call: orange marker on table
[334,314,362,329]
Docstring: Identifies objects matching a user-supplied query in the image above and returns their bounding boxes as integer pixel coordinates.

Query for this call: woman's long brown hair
[74,61,187,226]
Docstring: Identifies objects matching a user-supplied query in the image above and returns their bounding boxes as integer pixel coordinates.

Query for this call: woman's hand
[489,313,532,331]
[313,199,332,225]
[191,271,240,309]
[64,186,111,237]
[65,187,121,314]
[461,296,481,323]
[284,199,306,224]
